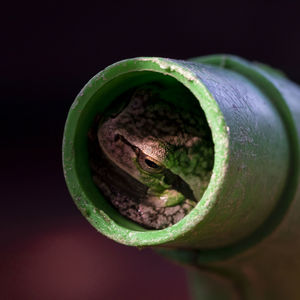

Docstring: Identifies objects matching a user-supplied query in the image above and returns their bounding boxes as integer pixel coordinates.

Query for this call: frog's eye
[145,158,160,169]
[137,153,164,174]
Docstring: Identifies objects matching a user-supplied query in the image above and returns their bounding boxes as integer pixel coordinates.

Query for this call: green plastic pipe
[63,55,300,299]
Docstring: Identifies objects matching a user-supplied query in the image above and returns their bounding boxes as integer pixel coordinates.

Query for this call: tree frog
[89,84,214,229]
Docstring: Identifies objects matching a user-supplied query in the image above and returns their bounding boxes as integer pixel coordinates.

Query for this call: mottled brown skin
[89,85,214,229]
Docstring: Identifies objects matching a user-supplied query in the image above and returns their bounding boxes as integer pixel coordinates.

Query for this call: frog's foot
[145,189,186,207]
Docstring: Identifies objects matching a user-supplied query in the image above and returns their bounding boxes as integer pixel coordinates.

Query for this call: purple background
[2,1,300,299]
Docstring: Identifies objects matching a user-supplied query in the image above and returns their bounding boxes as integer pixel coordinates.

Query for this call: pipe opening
[86,72,214,230]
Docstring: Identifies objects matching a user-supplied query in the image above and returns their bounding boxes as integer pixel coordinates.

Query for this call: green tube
[63,55,300,299]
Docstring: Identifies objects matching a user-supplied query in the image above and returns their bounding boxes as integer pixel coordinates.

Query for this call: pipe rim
[62,57,229,247]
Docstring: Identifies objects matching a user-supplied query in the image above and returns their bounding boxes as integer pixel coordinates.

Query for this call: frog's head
[97,85,214,212]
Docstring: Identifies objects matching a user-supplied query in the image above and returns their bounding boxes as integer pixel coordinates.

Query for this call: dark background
[2,1,300,299]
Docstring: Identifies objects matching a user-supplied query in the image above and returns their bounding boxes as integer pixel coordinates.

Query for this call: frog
[89,84,214,229]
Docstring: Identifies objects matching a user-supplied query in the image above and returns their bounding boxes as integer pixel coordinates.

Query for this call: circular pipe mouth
[63,57,229,247]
